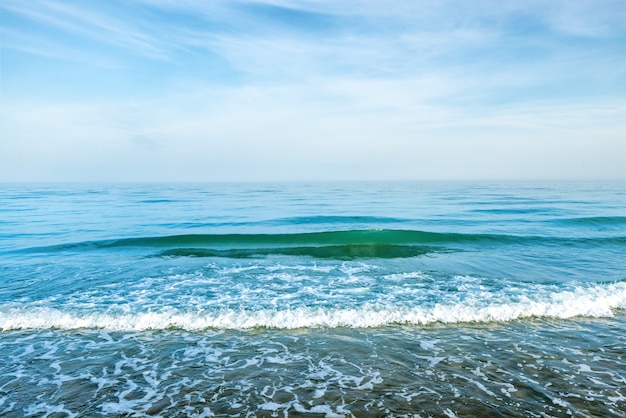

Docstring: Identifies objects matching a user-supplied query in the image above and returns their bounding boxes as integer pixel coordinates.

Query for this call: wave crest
[3,282,625,331]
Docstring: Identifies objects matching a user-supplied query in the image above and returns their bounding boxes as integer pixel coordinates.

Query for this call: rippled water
[1,182,625,417]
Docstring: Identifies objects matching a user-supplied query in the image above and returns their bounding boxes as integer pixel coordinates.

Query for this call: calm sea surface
[1,182,625,417]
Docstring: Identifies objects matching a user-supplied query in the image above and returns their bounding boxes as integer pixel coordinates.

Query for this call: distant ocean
[1,182,625,417]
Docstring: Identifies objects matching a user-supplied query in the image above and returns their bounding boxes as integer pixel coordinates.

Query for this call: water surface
[1,182,625,417]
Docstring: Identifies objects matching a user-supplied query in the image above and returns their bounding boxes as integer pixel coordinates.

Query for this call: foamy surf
[3,281,624,331]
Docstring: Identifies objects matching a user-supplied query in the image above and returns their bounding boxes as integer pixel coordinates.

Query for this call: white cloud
[1,0,625,181]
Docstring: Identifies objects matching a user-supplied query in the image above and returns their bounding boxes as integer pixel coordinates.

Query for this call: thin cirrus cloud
[0,0,167,60]
[1,0,625,182]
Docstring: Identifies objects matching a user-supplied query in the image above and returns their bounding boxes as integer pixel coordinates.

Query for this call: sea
[1,181,625,417]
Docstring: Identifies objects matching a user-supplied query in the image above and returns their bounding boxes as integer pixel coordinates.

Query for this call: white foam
[443,408,458,418]
[419,340,439,352]
[24,402,78,418]
[259,401,285,412]
[1,282,625,331]
[293,403,346,418]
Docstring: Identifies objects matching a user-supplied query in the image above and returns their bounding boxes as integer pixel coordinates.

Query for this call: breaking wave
[3,281,625,331]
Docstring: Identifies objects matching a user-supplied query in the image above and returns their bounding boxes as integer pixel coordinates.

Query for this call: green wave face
[23,229,453,251]
[18,228,626,260]
[107,229,453,247]
[157,243,438,260]
[109,230,452,260]
[20,229,458,260]
[106,229,626,247]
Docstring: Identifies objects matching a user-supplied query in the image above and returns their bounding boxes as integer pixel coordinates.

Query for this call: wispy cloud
[1,0,167,59]
[1,0,625,181]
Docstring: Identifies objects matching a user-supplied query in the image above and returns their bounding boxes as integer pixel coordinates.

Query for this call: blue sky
[1,0,625,182]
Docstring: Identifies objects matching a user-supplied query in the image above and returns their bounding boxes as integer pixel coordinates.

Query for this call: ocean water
[1,181,625,417]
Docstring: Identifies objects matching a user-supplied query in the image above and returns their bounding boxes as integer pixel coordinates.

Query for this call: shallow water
[1,182,625,416]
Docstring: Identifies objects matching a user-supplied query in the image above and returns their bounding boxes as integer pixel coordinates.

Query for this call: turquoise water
[1,182,625,416]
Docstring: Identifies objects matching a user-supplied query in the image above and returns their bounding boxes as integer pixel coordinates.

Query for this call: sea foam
[2,282,624,331]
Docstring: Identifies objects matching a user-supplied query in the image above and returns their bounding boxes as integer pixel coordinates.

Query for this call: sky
[1,0,625,182]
